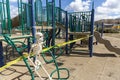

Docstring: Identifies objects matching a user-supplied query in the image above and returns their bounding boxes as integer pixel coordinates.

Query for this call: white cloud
[10,5,18,18]
[95,14,120,21]
[10,0,28,18]
[95,0,120,21]
[65,0,120,21]
[65,0,91,12]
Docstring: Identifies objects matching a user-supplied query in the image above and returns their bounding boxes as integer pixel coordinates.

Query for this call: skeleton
[27,32,52,80]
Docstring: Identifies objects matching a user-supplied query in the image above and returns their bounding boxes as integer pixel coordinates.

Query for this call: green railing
[0,0,11,34]
[17,0,32,35]
[69,11,92,32]
[35,0,42,26]
[39,7,67,26]
[55,7,66,25]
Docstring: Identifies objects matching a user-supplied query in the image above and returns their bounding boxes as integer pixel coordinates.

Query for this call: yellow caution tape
[0,53,33,71]
[0,35,93,71]
[0,56,22,71]
[42,35,93,52]
[58,35,93,47]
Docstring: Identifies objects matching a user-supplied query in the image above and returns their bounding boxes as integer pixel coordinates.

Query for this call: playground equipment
[0,0,70,79]
[2,31,70,80]
[9,0,68,47]
[0,0,32,35]
[96,22,104,37]
[0,0,11,34]
[69,11,91,32]
[2,34,34,79]
[68,11,92,48]
[0,0,12,67]
[0,0,95,79]
[34,0,69,49]
[94,31,120,55]
[35,0,94,56]
[67,2,94,57]
[35,0,42,26]
[15,0,32,35]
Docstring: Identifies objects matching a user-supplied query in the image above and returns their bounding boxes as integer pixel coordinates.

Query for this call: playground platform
[0,34,120,80]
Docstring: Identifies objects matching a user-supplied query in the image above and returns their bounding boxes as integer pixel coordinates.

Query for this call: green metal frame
[47,2,53,26]
[41,46,70,79]
[69,11,91,32]
[40,0,70,79]
[1,0,70,79]
[17,0,32,35]
[3,34,34,80]
[35,0,42,26]
[0,0,11,34]
[56,7,66,24]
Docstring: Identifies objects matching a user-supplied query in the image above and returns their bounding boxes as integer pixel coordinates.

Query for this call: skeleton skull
[36,32,44,43]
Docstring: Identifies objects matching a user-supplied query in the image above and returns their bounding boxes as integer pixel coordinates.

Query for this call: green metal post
[59,0,61,23]
[65,11,69,54]
[17,0,24,35]
[2,0,6,33]
[46,0,49,26]
[6,0,11,34]
[51,0,55,47]
[35,0,42,26]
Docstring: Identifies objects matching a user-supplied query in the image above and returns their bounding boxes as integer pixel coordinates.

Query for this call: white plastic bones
[28,32,52,80]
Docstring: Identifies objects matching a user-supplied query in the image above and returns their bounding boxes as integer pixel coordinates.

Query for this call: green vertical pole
[35,0,42,26]
[65,11,68,54]
[46,0,49,26]
[17,0,24,35]
[78,19,80,32]
[69,15,72,32]
[6,0,11,34]
[2,0,6,33]
[21,0,24,35]
[46,0,49,47]
[51,1,61,79]
[74,16,76,32]
[59,0,61,23]
[52,0,55,47]
[0,2,3,33]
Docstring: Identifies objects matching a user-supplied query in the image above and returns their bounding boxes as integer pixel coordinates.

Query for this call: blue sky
[10,0,120,21]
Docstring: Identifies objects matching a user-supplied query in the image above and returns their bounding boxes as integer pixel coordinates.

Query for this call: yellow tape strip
[42,35,93,52]
[0,57,22,71]
[0,54,32,71]
[0,35,93,71]
[57,35,93,47]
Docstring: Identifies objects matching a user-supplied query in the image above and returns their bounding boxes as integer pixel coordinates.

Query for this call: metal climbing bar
[0,0,11,34]
[2,34,34,80]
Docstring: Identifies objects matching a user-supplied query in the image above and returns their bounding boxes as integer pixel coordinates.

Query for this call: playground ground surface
[0,33,120,80]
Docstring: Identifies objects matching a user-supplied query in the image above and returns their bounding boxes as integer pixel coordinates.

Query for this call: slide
[94,31,120,55]
[12,15,20,28]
